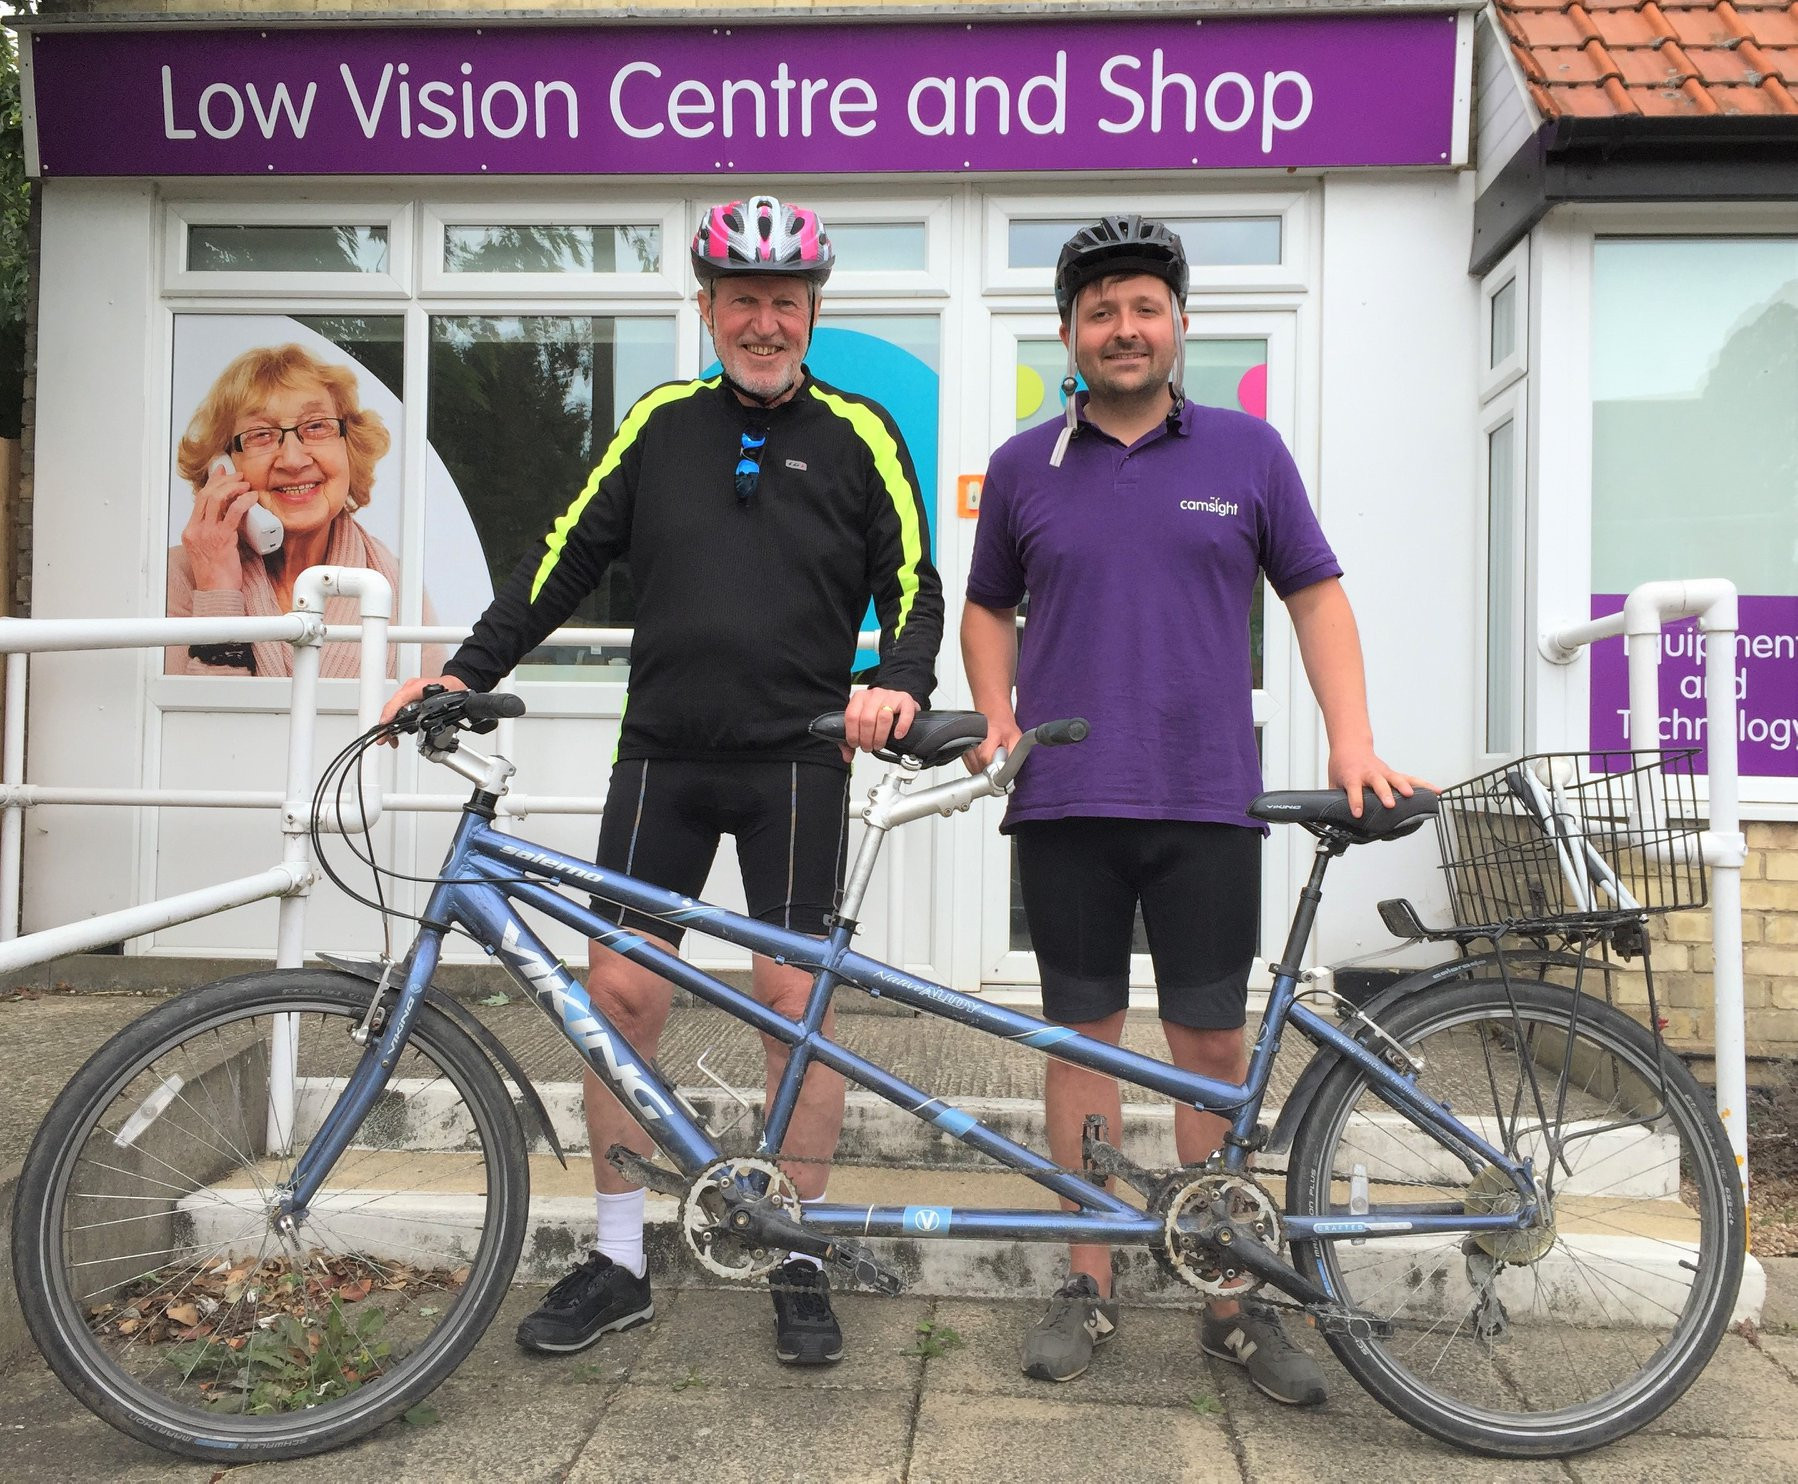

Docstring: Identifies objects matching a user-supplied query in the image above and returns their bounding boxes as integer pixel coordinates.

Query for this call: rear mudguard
[318,952,568,1168]
[1266,948,1613,1156]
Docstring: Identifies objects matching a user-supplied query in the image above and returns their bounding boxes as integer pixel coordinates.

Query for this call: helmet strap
[1050,318,1080,469]
[1167,283,1187,432]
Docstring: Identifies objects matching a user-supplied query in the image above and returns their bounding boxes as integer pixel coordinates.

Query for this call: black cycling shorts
[1013,817,1260,1031]
[593,757,851,946]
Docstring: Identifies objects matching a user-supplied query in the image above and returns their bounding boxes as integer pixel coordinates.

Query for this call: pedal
[823,1239,906,1296]
[1082,1135,1162,1204]
[1377,897,1427,939]
[1310,1306,1394,1342]
[605,1144,687,1197]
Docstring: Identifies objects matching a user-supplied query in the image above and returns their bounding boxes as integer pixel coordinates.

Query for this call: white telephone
[212,453,284,556]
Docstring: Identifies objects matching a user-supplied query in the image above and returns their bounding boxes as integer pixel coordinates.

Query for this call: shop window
[187,225,389,274]
[425,315,678,679]
[442,224,661,275]
[1008,215,1281,270]
[1591,236,1798,777]
[163,314,408,676]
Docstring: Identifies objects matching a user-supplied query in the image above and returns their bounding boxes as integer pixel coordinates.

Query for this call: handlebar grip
[1033,717,1089,747]
[463,693,527,724]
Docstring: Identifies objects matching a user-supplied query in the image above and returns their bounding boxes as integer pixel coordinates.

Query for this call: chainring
[680,1157,801,1281]
[1157,1171,1284,1297]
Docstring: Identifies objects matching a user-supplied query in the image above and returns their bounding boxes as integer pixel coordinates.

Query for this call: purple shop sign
[21,15,1461,178]
[1588,593,1798,778]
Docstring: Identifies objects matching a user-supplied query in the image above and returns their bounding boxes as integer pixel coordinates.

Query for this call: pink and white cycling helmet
[690,196,834,288]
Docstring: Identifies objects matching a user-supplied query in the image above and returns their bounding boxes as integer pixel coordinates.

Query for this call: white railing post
[1542,578,1748,1202]
[1,652,27,941]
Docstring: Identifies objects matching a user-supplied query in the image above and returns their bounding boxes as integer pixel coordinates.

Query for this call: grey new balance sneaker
[1021,1274,1120,1382]
[1200,1298,1327,1406]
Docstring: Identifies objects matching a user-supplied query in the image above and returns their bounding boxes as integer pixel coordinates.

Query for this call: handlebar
[988,716,1088,791]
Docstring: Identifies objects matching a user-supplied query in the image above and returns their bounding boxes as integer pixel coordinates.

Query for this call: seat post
[835,765,915,924]
[1268,836,1341,981]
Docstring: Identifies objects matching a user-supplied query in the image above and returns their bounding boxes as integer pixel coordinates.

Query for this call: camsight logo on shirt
[1180,497,1240,518]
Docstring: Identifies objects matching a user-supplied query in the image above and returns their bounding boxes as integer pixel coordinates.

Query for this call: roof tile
[1496,1,1798,116]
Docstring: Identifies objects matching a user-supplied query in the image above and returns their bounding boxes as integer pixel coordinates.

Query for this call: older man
[383,195,942,1365]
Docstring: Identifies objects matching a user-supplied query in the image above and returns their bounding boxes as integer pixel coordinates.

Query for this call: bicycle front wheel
[11,969,529,1463]
[1286,978,1743,1457]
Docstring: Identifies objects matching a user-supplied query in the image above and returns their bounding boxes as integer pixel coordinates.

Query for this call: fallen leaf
[166,1303,201,1327]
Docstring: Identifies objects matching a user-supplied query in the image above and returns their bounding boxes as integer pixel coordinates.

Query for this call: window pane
[426,316,678,677]
[1490,277,1517,368]
[825,222,928,272]
[443,225,660,274]
[188,225,388,274]
[1485,418,1520,754]
[1591,237,1798,777]
[1008,216,1281,270]
[1593,238,1798,594]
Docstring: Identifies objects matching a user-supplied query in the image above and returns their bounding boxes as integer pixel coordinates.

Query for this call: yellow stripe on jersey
[806,385,925,638]
[529,378,720,603]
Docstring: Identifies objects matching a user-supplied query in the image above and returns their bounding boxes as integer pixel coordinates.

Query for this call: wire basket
[1435,750,1707,933]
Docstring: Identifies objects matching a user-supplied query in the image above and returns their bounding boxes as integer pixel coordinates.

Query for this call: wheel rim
[36,995,508,1443]
[1300,990,1740,1443]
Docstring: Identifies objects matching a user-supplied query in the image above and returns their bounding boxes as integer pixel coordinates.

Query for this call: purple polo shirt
[966,399,1341,831]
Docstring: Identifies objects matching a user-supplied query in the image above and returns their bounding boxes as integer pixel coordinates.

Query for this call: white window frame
[163,198,414,297]
[785,193,951,298]
[1479,237,1527,400]
[1477,385,1527,764]
[981,187,1313,298]
[420,197,689,298]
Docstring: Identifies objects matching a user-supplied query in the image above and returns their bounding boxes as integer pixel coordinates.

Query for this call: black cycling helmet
[1047,214,1190,468]
[1053,214,1189,321]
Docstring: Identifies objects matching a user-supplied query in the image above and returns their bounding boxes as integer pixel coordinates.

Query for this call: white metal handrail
[1541,578,1750,1198]
[0,575,890,974]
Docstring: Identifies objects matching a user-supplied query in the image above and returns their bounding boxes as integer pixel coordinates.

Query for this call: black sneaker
[769,1258,844,1365]
[515,1251,654,1354]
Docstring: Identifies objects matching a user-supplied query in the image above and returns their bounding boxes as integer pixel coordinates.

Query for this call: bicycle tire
[1286,977,1743,1458]
[11,969,529,1462]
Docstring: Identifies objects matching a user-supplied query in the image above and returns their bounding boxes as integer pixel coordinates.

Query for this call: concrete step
[291,1077,1686,1199]
[181,1139,1766,1327]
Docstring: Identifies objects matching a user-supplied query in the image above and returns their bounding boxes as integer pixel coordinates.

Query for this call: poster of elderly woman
[164,319,441,677]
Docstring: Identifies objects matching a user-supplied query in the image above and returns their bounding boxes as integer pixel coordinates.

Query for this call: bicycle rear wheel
[11,969,529,1462]
[1286,977,1743,1457]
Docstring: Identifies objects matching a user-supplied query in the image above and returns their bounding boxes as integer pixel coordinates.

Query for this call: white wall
[1311,171,1482,966]
[24,181,158,937]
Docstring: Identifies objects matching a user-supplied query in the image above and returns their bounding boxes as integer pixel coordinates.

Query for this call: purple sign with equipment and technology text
[1589,593,1798,778]
[22,15,1460,177]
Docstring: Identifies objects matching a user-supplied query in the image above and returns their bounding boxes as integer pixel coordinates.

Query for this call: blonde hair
[176,343,391,511]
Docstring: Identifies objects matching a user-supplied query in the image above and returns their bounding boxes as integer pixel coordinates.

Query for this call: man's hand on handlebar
[964,714,1022,775]
[378,675,468,745]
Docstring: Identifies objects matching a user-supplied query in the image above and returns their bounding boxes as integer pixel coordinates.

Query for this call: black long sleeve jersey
[443,372,944,768]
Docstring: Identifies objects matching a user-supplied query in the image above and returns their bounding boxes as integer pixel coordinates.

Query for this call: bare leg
[583,934,678,1194]
[753,953,845,1200]
[1043,1008,1129,1299]
[1163,1021,1249,1318]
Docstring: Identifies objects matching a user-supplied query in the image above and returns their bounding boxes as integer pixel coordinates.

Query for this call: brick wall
[1624,822,1798,1059]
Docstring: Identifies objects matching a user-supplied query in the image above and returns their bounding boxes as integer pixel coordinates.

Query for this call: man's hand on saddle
[840,686,921,763]
[1329,745,1435,818]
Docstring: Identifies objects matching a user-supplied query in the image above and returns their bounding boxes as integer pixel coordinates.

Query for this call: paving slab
[623,1283,932,1393]
[565,1383,915,1483]
[1563,1433,1798,1483]
[923,1295,1222,1408]
[908,1392,1238,1484]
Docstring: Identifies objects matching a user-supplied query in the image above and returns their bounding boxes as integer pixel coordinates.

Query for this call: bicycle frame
[282,775,1544,1263]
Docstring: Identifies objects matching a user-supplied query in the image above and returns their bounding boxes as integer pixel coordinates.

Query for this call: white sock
[595,1188,647,1279]
[786,1193,826,1270]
